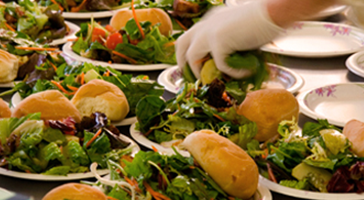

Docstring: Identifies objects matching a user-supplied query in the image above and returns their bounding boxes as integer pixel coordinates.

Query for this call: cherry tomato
[91,27,106,43]
[105,32,123,50]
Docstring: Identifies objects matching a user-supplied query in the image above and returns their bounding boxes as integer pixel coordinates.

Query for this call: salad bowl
[50,21,80,46]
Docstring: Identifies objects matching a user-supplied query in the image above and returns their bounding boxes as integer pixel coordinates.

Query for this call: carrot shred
[163,41,175,48]
[25,170,31,173]
[4,22,15,32]
[142,75,148,80]
[189,166,195,169]
[48,61,58,71]
[131,0,145,39]
[71,0,88,12]
[15,46,59,51]
[86,128,103,148]
[227,197,235,200]
[67,85,79,91]
[108,60,112,64]
[144,128,154,137]
[213,113,225,122]
[267,163,277,183]
[143,181,171,200]
[112,50,137,64]
[261,148,269,159]
[151,145,158,152]
[67,38,78,41]
[194,55,211,65]
[174,19,188,31]
[124,177,143,193]
[51,80,73,95]
[50,0,64,11]
[104,70,110,76]
[107,197,119,200]
[80,72,85,85]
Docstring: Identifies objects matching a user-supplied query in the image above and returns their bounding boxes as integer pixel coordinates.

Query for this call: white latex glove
[176,0,284,79]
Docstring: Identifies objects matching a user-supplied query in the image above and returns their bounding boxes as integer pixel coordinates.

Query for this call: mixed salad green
[0,112,135,175]
[38,0,131,12]
[0,0,68,43]
[89,149,252,200]
[72,18,176,65]
[134,0,223,30]
[252,119,364,193]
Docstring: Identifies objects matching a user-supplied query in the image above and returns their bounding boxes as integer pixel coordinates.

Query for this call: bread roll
[181,130,259,199]
[343,119,364,157]
[71,79,129,121]
[0,49,19,83]
[42,183,107,200]
[0,98,11,118]
[237,89,299,142]
[12,90,82,122]
[110,8,173,36]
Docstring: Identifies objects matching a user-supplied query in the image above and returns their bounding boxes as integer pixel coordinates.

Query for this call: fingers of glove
[176,32,192,72]
[185,35,211,79]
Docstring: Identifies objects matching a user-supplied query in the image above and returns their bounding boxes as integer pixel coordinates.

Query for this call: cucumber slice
[292,163,332,192]
[182,64,197,83]
[84,69,102,83]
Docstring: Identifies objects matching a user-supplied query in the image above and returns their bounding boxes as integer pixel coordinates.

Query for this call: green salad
[0,0,68,43]
[0,112,135,175]
[89,150,247,200]
[38,0,131,12]
[72,18,176,65]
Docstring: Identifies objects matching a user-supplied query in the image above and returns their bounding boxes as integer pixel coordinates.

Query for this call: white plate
[62,7,128,19]
[50,21,80,46]
[345,50,364,78]
[226,0,346,20]
[11,92,137,126]
[259,176,364,200]
[261,21,364,57]
[157,64,304,94]
[62,42,173,71]
[0,81,20,88]
[130,122,191,157]
[0,134,140,181]
[296,82,364,127]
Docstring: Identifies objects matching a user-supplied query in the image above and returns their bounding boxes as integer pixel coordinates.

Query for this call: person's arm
[267,0,337,28]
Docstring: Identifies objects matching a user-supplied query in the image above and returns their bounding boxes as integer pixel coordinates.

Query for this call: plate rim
[259,176,364,200]
[62,42,173,71]
[61,7,128,19]
[296,82,364,127]
[260,21,364,57]
[50,21,80,46]
[11,92,137,126]
[157,64,304,94]
[0,134,140,181]
[345,50,364,78]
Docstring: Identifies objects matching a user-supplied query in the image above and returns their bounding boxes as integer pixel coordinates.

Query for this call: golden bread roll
[71,79,129,121]
[42,183,107,200]
[109,8,173,36]
[0,98,11,118]
[181,129,259,199]
[12,90,82,122]
[0,49,19,83]
[237,89,299,142]
[343,119,364,157]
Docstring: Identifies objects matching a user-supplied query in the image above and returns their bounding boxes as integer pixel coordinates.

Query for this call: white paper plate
[261,21,364,57]
[226,0,346,20]
[296,82,364,127]
[157,64,304,94]
[345,50,364,78]
[0,134,140,181]
[50,21,80,46]
[11,92,137,126]
[259,176,364,200]
[0,81,21,88]
[62,7,129,19]
[62,42,173,71]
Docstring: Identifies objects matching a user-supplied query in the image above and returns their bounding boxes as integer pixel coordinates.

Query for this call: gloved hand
[176,0,283,79]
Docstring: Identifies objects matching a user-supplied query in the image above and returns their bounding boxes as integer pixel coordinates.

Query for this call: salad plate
[296,82,364,127]
[260,21,364,57]
[50,21,80,46]
[62,42,173,71]
[157,64,304,94]
[62,7,128,19]
[346,50,364,78]
[130,123,191,157]
[0,81,20,88]
[259,176,364,200]
[0,134,140,181]
[11,92,137,126]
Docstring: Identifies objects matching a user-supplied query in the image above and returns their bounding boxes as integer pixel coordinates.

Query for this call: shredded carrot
[142,75,148,80]
[15,46,59,51]
[261,148,269,159]
[107,197,119,200]
[144,128,154,137]
[267,163,277,183]
[67,85,79,91]
[131,0,145,39]
[227,197,235,200]
[174,19,187,31]
[103,70,110,76]
[152,145,158,152]
[25,170,31,173]
[50,0,64,11]
[71,0,88,12]
[48,61,58,71]
[189,166,195,169]
[4,22,15,32]
[80,72,85,85]
[213,113,225,122]
[143,181,171,200]
[163,41,175,48]
[86,128,103,148]
[124,177,143,193]
[67,38,78,41]
[51,80,73,95]
[195,55,211,65]
[112,50,137,64]
[108,60,112,64]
